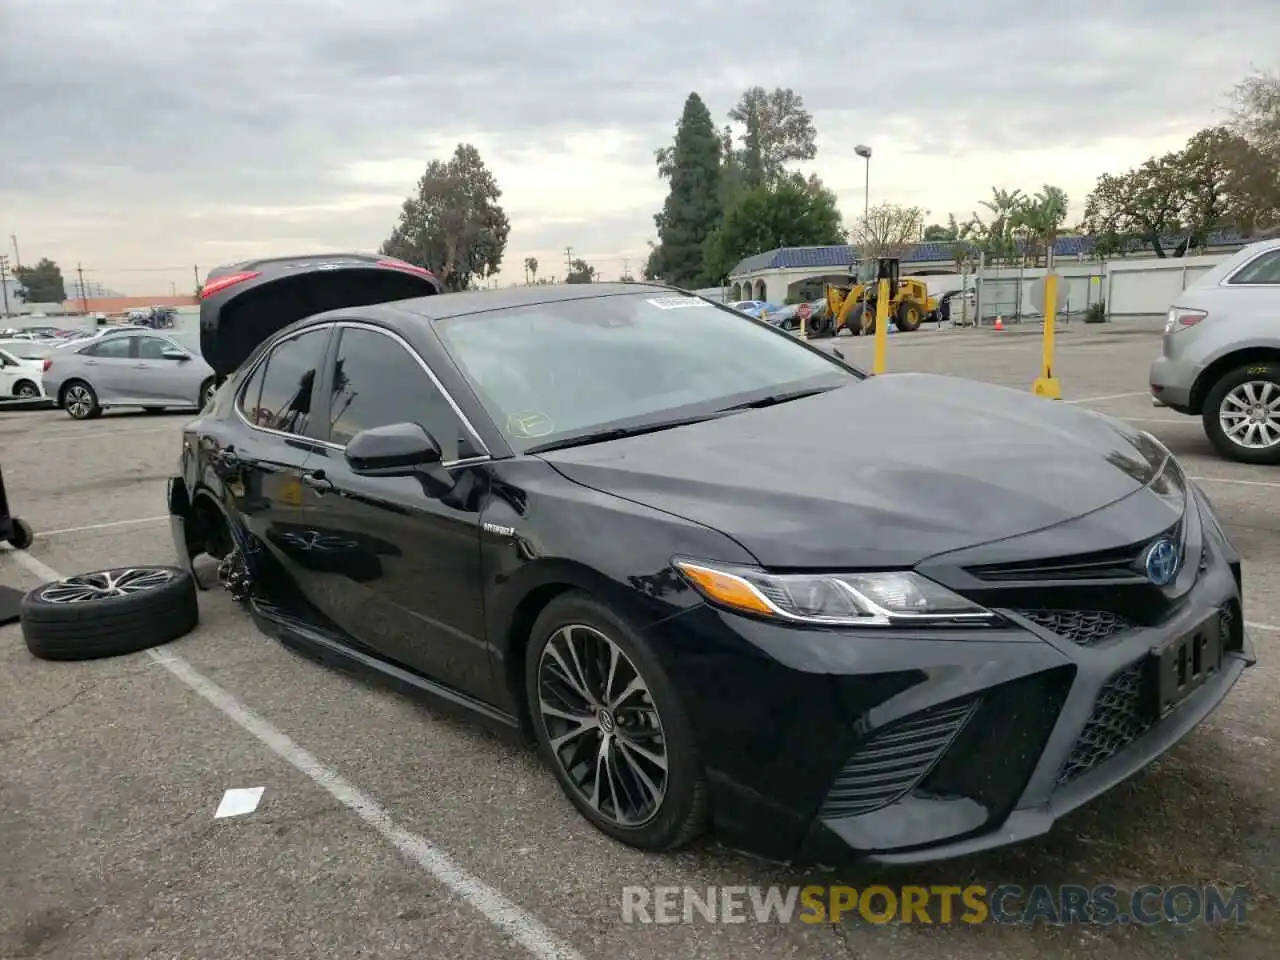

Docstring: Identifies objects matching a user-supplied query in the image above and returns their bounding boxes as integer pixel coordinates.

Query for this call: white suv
[1148,236,1280,464]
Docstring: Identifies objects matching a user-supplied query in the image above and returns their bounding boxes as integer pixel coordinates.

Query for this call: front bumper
[654,502,1254,866]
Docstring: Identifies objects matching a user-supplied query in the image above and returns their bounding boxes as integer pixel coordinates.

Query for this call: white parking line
[1065,391,1150,404]
[1190,476,1280,490]
[0,547,584,960]
[5,425,179,446]
[39,516,169,538]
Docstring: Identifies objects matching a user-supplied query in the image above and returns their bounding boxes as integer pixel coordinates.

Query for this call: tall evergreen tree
[654,93,722,287]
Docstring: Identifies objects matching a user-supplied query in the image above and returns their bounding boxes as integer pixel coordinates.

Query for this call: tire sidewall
[1202,362,1280,465]
[524,592,704,850]
[14,380,38,398]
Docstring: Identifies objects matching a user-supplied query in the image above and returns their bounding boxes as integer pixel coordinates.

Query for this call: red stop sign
[797,302,812,321]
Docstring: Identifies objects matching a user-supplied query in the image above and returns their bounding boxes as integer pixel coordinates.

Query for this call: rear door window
[84,337,133,359]
[321,326,481,462]
[253,328,331,437]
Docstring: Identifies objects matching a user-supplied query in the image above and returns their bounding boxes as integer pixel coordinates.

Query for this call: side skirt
[246,594,527,744]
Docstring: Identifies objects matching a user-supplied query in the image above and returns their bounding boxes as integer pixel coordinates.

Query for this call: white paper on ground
[214,786,266,819]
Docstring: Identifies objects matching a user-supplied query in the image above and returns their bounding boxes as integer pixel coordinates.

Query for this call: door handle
[218,446,257,469]
[301,471,333,492]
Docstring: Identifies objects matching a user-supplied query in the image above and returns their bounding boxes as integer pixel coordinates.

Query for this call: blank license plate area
[1148,615,1223,718]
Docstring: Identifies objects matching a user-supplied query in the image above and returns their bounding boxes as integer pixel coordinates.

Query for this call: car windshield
[434,291,860,452]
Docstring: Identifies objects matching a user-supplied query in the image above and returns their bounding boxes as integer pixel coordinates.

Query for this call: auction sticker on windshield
[647,296,706,309]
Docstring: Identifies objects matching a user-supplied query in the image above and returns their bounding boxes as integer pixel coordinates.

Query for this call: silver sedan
[41,329,217,420]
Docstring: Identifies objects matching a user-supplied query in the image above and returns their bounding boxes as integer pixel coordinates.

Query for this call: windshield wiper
[717,386,836,412]
[524,413,729,454]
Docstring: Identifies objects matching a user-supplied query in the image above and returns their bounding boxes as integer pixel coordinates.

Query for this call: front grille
[966,522,1181,583]
[1056,661,1154,786]
[820,697,979,818]
[1015,609,1132,648]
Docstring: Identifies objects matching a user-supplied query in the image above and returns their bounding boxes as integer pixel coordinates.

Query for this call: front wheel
[1202,362,1280,465]
[526,592,707,852]
[895,300,923,332]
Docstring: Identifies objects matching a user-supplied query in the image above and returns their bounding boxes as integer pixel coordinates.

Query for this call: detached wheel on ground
[60,380,102,420]
[1201,362,1280,465]
[525,591,708,852]
[20,566,199,661]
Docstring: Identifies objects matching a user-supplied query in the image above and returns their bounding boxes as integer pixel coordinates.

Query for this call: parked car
[1148,236,1280,464]
[41,328,216,419]
[161,260,1253,866]
[0,345,46,398]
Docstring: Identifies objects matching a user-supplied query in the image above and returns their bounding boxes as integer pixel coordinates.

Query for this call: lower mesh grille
[1056,661,1153,786]
[1016,609,1132,648]
[820,697,979,818]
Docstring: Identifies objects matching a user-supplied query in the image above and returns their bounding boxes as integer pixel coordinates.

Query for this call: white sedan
[0,344,48,399]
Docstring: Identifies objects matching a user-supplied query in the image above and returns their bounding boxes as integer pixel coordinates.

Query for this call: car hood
[539,373,1169,568]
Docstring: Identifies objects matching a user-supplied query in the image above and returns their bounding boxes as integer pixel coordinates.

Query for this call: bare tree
[852,203,925,258]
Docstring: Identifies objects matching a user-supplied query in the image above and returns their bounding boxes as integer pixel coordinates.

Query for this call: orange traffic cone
[993,315,1005,331]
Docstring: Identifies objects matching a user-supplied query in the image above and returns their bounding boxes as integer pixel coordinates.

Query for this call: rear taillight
[376,259,436,280]
[1166,307,1207,332]
[42,358,52,372]
[200,271,261,299]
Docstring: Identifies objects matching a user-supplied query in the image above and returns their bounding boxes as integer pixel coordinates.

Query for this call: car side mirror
[344,422,442,477]
[162,348,189,361]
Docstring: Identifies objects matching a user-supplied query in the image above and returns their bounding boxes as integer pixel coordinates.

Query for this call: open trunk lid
[199,253,443,378]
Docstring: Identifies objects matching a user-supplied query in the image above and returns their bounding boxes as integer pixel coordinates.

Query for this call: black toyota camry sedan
[168,254,1255,866]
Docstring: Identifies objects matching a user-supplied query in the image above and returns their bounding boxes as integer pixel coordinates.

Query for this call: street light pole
[854,144,872,330]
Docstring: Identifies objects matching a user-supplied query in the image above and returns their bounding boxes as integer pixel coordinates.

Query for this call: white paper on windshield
[647,296,705,309]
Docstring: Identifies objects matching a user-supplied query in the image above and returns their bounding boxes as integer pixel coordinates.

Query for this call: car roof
[363,281,699,323]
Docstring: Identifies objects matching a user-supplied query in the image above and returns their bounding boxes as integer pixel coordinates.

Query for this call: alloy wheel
[16,383,38,398]
[65,385,93,418]
[1219,380,1280,450]
[204,382,216,406]
[40,568,176,603]
[536,624,668,827]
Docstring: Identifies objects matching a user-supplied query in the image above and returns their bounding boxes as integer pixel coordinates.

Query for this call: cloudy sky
[1,0,1275,296]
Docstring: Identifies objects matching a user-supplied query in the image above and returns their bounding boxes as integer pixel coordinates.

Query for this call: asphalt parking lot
[2,319,1277,960]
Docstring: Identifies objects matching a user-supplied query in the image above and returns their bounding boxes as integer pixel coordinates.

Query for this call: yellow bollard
[799,314,807,340]
[1032,273,1062,399]
[872,278,890,374]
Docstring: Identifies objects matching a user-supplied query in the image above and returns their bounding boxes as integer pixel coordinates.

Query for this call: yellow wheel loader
[817,257,937,338]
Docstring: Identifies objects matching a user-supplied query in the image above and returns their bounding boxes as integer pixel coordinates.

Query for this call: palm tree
[523,256,539,285]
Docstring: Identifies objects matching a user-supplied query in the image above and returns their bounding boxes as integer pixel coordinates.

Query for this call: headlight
[673,559,997,627]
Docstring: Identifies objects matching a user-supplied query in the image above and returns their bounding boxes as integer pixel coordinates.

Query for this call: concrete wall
[1104,256,1227,317]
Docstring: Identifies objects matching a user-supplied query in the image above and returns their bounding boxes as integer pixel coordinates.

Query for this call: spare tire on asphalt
[20,566,199,661]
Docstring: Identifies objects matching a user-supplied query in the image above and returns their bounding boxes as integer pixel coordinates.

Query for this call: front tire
[1202,362,1280,465]
[526,592,707,852]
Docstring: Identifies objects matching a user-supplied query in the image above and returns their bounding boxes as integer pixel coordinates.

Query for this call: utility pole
[77,263,88,314]
[0,254,11,317]
[564,246,574,278]
[193,264,200,293]
[9,234,19,269]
